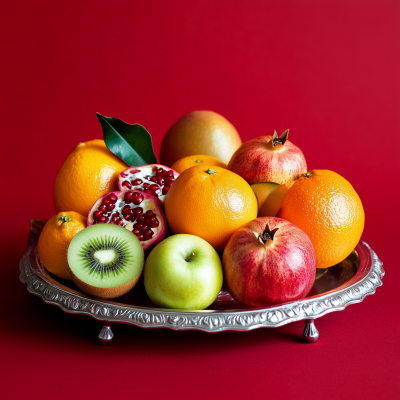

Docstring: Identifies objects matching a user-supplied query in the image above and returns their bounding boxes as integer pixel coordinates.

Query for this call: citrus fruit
[171,155,227,174]
[54,140,128,217]
[164,165,258,252]
[160,110,242,166]
[278,170,365,269]
[38,211,87,280]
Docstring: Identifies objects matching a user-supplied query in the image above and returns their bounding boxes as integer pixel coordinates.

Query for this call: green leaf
[97,113,158,166]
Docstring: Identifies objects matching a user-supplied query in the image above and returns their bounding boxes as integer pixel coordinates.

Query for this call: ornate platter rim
[19,241,384,332]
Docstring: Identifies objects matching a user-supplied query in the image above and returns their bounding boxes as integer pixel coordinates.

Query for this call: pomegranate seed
[133,194,144,205]
[150,176,157,183]
[144,231,153,241]
[115,217,122,224]
[145,210,153,216]
[133,207,143,216]
[99,204,107,212]
[134,223,144,231]
[150,184,159,192]
[93,211,102,221]
[162,186,170,194]
[157,177,164,185]
[132,179,142,185]
[118,220,124,226]
[124,192,133,203]
[108,194,118,203]
[99,216,107,223]
[130,169,140,174]
[144,189,153,194]
[103,198,110,205]
[156,168,163,176]
[122,205,130,214]
[137,215,145,223]
[167,170,174,177]
[143,183,150,189]
[120,172,128,178]
[162,170,169,177]
[107,204,115,211]
[122,180,132,189]
[137,234,144,241]
[149,218,159,228]
[145,176,152,181]
[166,177,175,185]
[133,229,140,235]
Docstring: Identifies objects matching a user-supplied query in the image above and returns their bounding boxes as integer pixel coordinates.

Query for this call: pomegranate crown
[272,129,289,147]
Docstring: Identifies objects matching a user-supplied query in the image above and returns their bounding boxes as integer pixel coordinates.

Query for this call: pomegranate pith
[87,190,167,251]
[118,164,179,204]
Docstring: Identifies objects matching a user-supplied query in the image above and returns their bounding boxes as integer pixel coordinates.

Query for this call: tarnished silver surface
[20,241,384,336]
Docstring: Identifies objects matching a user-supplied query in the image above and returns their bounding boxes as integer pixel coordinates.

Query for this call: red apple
[222,217,316,307]
[228,130,307,186]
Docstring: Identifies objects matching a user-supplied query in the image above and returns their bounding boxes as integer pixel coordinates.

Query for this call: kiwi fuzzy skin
[67,262,144,299]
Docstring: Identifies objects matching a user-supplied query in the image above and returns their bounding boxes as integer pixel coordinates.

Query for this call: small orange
[38,212,87,280]
[171,154,227,174]
[278,170,364,269]
[165,165,258,252]
[160,110,242,166]
[54,140,128,217]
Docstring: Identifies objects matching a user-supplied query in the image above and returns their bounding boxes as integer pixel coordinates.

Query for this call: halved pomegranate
[87,190,166,252]
[118,164,179,204]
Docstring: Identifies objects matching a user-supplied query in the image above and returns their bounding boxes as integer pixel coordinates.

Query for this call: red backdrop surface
[1,1,399,399]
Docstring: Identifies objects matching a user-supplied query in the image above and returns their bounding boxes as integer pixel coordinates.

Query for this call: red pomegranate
[87,191,166,251]
[118,164,179,204]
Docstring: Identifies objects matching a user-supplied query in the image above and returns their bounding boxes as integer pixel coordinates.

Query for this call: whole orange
[160,111,242,166]
[278,170,364,269]
[54,140,128,217]
[171,154,227,174]
[38,211,87,280]
[165,165,258,252]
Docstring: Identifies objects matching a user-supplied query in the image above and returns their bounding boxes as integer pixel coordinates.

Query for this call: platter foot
[98,322,114,346]
[303,319,319,343]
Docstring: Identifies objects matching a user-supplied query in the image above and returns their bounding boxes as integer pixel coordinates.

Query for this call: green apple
[144,234,223,310]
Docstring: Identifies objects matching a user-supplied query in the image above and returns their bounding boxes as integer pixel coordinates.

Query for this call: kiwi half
[67,224,144,299]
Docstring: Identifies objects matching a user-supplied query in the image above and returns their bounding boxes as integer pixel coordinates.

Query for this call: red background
[1,1,399,399]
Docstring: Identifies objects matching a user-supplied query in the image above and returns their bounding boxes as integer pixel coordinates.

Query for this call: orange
[38,212,87,280]
[278,170,364,269]
[171,154,227,174]
[160,110,242,167]
[165,165,258,252]
[54,139,128,217]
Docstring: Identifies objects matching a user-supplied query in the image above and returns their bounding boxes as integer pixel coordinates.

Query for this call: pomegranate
[118,164,179,204]
[87,190,166,252]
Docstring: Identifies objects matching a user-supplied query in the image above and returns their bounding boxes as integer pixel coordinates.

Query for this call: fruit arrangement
[36,111,365,311]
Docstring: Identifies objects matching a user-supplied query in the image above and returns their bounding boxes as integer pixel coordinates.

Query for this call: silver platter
[19,240,384,345]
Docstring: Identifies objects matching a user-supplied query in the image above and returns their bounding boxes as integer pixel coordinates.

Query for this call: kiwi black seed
[67,224,144,299]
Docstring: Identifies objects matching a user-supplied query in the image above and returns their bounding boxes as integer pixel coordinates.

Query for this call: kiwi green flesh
[68,224,144,289]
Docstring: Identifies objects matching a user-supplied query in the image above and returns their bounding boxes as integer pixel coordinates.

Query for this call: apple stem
[272,129,289,147]
[185,252,196,262]
[258,223,279,244]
